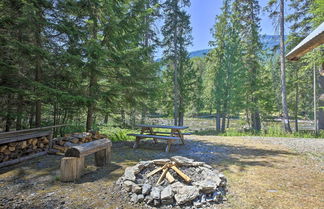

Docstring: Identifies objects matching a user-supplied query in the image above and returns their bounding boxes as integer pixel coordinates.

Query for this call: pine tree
[207,0,245,132]
[232,0,263,132]
[266,0,292,132]
[162,0,192,126]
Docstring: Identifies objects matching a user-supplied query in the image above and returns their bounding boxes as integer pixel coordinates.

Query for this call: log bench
[60,138,112,182]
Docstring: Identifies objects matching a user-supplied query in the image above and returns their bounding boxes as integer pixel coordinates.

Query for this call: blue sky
[186,0,289,52]
[157,0,291,55]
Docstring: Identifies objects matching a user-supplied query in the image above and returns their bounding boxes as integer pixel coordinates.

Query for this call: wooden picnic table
[128,124,190,152]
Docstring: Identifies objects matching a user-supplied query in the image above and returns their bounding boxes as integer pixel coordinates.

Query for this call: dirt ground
[0,136,323,209]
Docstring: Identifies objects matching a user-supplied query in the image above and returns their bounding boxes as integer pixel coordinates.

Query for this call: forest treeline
[0,0,323,133]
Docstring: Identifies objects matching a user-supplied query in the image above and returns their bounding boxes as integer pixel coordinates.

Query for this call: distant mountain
[156,35,281,61]
[188,35,281,58]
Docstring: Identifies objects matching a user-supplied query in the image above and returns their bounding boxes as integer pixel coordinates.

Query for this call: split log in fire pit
[116,156,227,208]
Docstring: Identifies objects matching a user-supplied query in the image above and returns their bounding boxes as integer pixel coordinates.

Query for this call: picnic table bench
[128,124,190,152]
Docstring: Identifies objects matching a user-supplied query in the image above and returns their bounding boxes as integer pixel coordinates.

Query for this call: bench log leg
[95,148,110,166]
[165,139,172,152]
[133,137,140,149]
[60,157,83,182]
[79,156,85,169]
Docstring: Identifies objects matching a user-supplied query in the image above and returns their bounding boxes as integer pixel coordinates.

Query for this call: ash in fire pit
[116,156,227,208]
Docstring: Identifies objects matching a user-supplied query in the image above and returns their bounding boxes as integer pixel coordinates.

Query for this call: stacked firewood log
[50,131,107,155]
[0,136,49,163]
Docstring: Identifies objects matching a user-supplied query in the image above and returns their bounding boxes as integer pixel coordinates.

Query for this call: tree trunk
[29,105,34,128]
[141,108,146,124]
[104,113,109,124]
[34,16,42,128]
[16,95,23,130]
[5,94,12,132]
[295,68,299,132]
[178,94,184,126]
[179,111,184,126]
[279,0,292,133]
[53,103,58,137]
[227,116,230,128]
[221,113,226,132]
[216,106,221,132]
[251,111,261,132]
[121,109,126,128]
[86,8,98,131]
[130,108,136,128]
[173,62,179,126]
[86,101,95,131]
[318,63,324,130]
[173,22,179,126]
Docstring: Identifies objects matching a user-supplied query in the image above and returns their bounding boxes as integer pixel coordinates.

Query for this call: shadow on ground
[112,137,296,172]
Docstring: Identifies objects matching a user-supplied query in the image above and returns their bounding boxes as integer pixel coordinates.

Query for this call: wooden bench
[60,138,112,182]
[152,132,192,135]
[127,134,181,152]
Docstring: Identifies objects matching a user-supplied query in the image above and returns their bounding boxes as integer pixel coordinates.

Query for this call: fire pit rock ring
[116,156,227,208]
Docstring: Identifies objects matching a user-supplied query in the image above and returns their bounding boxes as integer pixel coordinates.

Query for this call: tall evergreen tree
[232,0,263,131]
[207,0,245,132]
[162,0,192,126]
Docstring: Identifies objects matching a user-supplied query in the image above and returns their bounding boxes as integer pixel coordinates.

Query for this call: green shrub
[99,126,136,142]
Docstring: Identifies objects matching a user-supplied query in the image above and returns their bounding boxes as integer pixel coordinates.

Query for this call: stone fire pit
[116,156,227,208]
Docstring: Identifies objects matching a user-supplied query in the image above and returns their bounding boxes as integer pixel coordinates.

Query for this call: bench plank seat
[137,124,188,129]
[65,138,112,158]
[152,132,192,135]
[127,134,180,140]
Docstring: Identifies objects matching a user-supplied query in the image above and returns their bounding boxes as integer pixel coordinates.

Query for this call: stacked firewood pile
[50,131,107,155]
[0,136,50,163]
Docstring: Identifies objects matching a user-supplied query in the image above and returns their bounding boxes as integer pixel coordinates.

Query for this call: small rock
[45,192,55,197]
[161,185,173,200]
[212,191,222,202]
[123,167,136,181]
[153,199,161,206]
[130,193,138,203]
[193,200,203,207]
[137,194,144,203]
[144,195,153,205]
[153,159,171,165]
[161,198,174,205]
[191,161,205,167]
[267,189,278,193]
[203,163,213,169]
[170,156,195,166]
[201,194,207,203]
[193,180,217,193]
[150,187,161,199]
[206,194,214,202]
[132,184,142,194]
[142,184,152,195]
[123,180,136,192]
[174,185,200,205]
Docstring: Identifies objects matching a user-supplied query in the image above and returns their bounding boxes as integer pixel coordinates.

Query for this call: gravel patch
[239,136,324,161]
[240,136,324,153]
